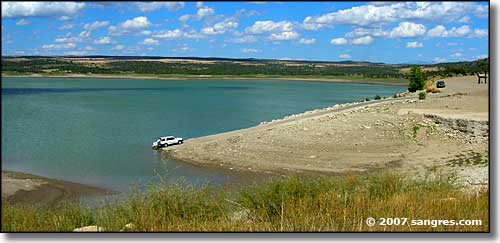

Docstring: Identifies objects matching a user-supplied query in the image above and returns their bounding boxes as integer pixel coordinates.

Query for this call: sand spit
[2,171,111,205]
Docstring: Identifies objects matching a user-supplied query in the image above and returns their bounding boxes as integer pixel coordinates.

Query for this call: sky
[1,1,489,64]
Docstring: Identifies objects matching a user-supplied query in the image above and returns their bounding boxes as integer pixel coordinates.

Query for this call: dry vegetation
[2,173,488,232]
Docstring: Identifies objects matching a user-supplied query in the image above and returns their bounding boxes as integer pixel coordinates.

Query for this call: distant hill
[1,55,487,79]
[2,55,395,66]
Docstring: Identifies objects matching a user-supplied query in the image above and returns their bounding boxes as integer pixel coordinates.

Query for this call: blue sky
[1,1,489,64]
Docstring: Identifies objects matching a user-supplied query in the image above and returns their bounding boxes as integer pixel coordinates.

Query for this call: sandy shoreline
[164,76,488,186]
[2,170,111,205]
[1,74,408,86]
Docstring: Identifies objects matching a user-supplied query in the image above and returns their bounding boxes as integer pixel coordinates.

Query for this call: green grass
[446,151,489,167]
[2,173,488,232]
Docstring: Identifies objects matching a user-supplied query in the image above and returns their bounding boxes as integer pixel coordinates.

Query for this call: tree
[477,59,488,73]
[408,66,425,92]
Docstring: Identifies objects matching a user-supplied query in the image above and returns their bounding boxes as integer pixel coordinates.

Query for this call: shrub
[426,87,441,93]
[365,97,370,101]
[418,91,426,100]
[374,95,382,100]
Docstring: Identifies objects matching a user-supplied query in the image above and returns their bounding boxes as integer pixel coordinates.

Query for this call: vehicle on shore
[152,136,183,149]
[436,80,446,88]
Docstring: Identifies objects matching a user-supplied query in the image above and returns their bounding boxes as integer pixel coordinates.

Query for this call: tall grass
[2,173,488,232]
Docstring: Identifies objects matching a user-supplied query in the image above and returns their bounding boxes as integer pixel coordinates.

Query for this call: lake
[2,77,405,191]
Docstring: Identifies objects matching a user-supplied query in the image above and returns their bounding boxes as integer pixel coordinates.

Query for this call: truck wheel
[178,140,183,144]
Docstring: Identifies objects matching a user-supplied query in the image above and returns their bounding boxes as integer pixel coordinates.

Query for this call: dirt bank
[2,171,111,205]
[164,76,488,185]
[1,74,408,86]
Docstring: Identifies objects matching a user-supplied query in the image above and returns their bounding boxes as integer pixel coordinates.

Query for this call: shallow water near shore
[2,77,404,191]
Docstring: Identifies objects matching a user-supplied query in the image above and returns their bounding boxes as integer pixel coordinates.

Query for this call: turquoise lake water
[2,77,404,191]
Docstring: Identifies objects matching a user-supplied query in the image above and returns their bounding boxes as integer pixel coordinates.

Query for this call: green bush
[374,95,381,100]
[418,91,426,100]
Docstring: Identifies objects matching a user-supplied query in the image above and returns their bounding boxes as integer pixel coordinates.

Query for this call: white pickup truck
[152,136,183,149]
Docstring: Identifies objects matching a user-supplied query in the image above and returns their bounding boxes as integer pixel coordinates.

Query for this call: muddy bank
[163,76,488,185]
[2,171,111,205]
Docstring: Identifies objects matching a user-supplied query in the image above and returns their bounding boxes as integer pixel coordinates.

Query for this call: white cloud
[235,9,261,18]
[246,20,294,34]
[197,6,215,20]
[268,31,299,41]
[298,38,316,45]
[230,35,258,43]
[474,4,488,18]
[301,2,486,29]
[84,21,110,31]
[182,30,205,39]
[427,25,447,37]
[179,14,190,22]
[55,36,83,43]
[406,41,423,48]
[242,48,261,54]
[330,37,348,45]
[245,20,298,42]
[94,36,114,45]
[140,38,159,45]
[339,54,351,59]
[153,29,183,39]
[427,24,487,38]
[458,16,471,23]
[84,46,94,51]
[2,2,85,18]
[345,27,388,38]
[389,22,426,38]
[15,19,30,26]
[136,2,185,12]
[112,44,125,50]
[449,25,471,37]
[59,23,74,30]
[450,52,463,58]
[433,57,447,63]
[108,16,151,36]
[59,16,74,21]
[302,16,329,31]
[202,19,238,35]
[351,36,374,45]
[472,29,488,38]
[178,3,215,22]
[151,29,204,40]
[42,43,76,50]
